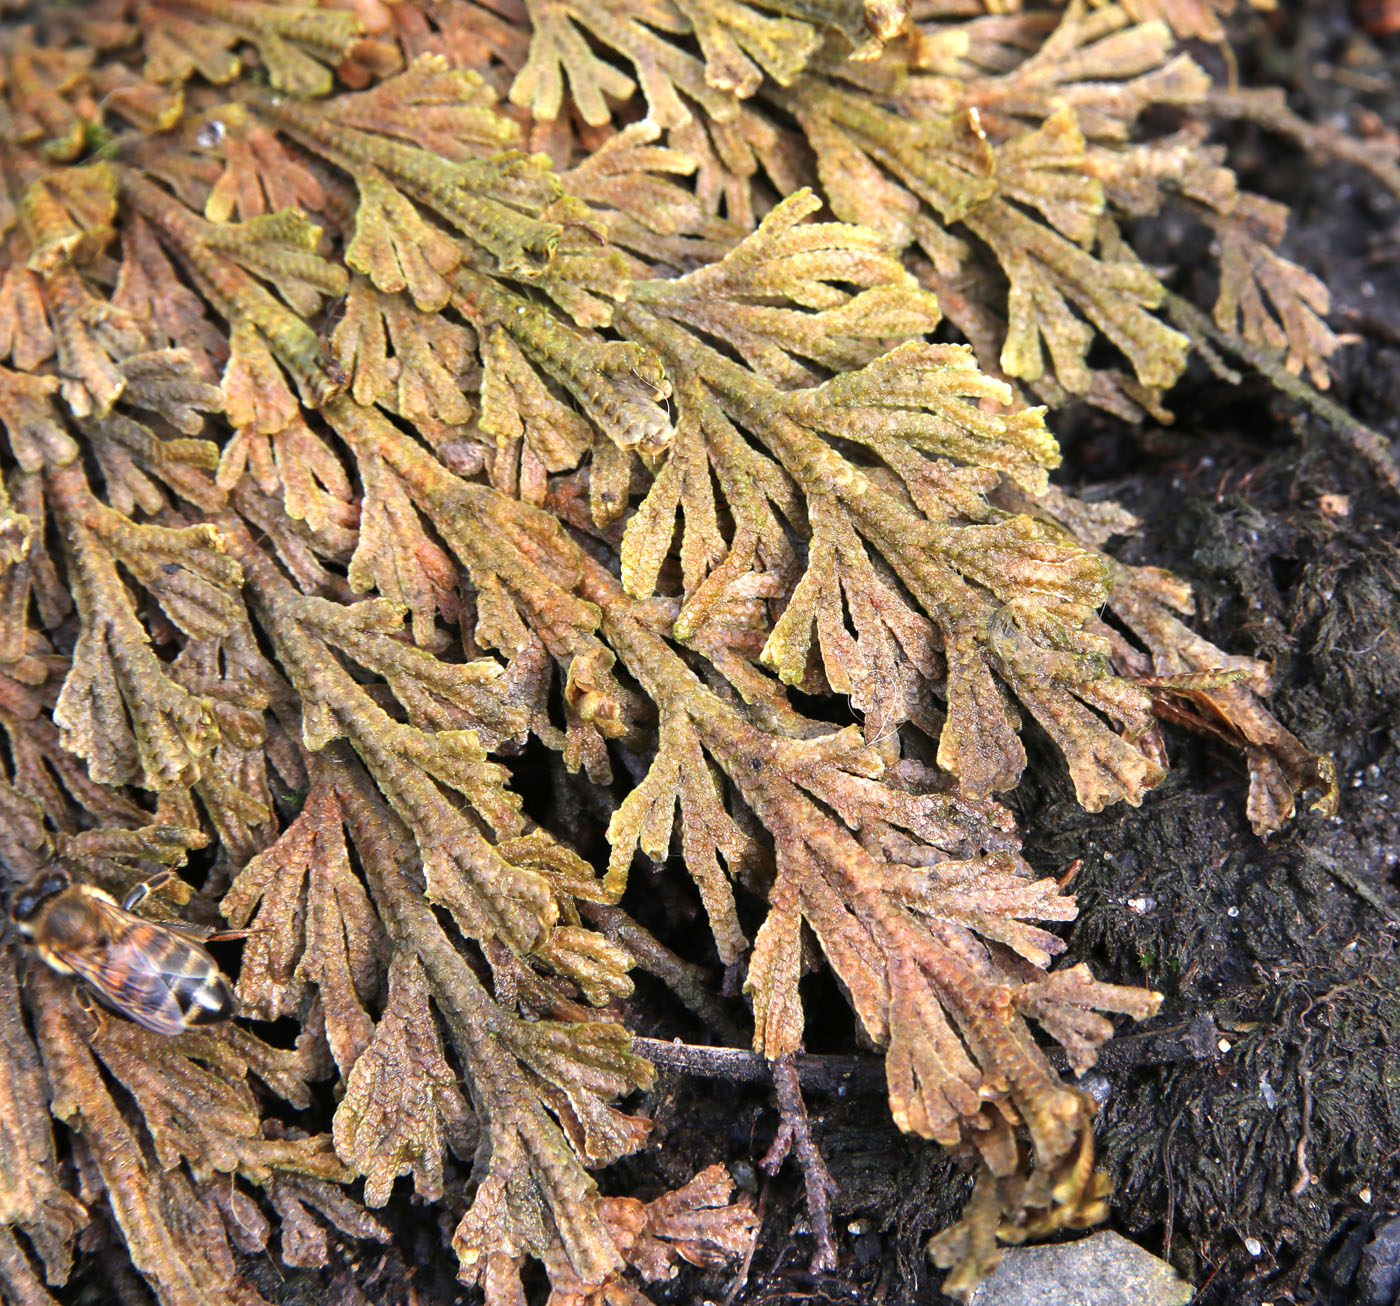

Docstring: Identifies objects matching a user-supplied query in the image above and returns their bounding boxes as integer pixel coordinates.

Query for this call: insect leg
[122,868,175,913]
[73,986,108,1039]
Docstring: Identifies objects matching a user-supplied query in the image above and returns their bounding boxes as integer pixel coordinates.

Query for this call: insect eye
[37,869,70,897]
[10,891,38,923]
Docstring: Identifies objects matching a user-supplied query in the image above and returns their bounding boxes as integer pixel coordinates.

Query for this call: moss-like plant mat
[0,2,1396,1305]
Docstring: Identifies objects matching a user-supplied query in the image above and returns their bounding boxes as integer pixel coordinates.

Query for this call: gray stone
[966,1231,1194,1306]
[1360,1215,1400,1306]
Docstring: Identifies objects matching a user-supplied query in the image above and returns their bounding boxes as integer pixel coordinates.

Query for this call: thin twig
[632,1018,1218,1092]
[631,1037,885,1093]
[722,1180,767,1306]
[1290,997,1319,1199]
[1291,1046,1315,1198]
[1162,1106,1186,1261]
[763,1055,839,1273]
[1084,1014,1222,1074]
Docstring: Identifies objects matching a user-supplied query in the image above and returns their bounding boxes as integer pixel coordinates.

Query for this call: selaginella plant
[0,1,1348,1302]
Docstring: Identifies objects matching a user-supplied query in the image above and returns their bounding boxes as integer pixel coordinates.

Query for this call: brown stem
[1166,293,1400,492]
[1202,88,1400,202]
[763,1054,839,1273]
[581,905,746,1045]
[632,1037,885,1094]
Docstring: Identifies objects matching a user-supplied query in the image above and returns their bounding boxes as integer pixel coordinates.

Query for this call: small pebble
[1218,1038,1232,1053]
[966,1231,1193,1306]
[1245,1237,1263,1257]
[1080,1072,1112,1108]
[1227,906,1240,918]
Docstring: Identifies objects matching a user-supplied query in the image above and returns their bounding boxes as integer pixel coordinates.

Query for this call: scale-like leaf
[333,953,473,1204]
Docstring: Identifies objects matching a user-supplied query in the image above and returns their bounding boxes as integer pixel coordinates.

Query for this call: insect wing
[60,933,188,1034]
[60,899,205,1035]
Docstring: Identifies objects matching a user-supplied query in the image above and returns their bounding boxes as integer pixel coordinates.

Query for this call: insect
[8,866,235,1035]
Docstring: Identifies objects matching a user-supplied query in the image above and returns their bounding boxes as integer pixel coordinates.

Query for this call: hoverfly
[9,866,235,1035]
